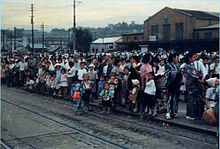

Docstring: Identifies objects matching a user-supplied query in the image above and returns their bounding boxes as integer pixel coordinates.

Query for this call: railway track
[1,87,218,148]
[1,99,128,149]
[29,96,217,148]
[0,140,12,149]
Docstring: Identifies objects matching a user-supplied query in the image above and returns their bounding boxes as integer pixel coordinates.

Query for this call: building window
[204,32,212,39]
[175,23,184,40]
[163,24,170,40]
[109,46,113,49]
[134,37,137,41]
[151,25,158,39]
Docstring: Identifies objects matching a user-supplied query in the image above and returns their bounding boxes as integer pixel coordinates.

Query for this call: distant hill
[86,21,143,40]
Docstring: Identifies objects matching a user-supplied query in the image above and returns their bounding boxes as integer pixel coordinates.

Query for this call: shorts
[144,93,156,107]
[102,100,111,108]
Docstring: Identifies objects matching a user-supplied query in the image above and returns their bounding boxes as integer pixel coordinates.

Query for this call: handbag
[203,109,216,125]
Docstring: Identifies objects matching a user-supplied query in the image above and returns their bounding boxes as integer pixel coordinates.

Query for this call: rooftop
[176,8,219,20]
[92,36,122,44]
[195,23,219,30]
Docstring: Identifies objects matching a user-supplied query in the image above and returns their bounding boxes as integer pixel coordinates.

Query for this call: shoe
[101,111,105,114]
[152,111,157,117]
[186,116,195,120]
[133,107,138,113]
[173,113,178,118]
[75,111,81,115]
[166,113,171,120]
[147,108,152,115]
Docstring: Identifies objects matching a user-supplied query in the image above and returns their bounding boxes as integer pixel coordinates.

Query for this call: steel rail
[1,99,128,149]
[30,96,217,148]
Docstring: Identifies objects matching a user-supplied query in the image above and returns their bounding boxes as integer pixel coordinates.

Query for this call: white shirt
[193,61,207,79]
[77,68,87,81]
[9,64,15,69]
[68,67,76,78]
[49,64,55,72]
[18,61,24,71]
[144,80,156,95]
[103,65,108,76]
[210,63,220,75]
[205,86,219,108]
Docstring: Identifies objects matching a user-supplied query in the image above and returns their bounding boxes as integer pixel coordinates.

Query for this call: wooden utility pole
[14,27,16,51]
[41,22,45,53]
[10,33,13,53]
[73,0,76,54]
[30,3,34,53]
[2,30,5,51]
[72,0,81,54]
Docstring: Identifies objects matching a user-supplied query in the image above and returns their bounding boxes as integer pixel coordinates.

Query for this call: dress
[184,63,204,119]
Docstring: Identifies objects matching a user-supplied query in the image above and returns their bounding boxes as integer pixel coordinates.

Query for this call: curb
[90,103,217,136]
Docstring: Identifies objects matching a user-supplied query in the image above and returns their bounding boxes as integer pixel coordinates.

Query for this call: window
[109,46,113,49]
[151,25,158,39]
[134,37,137,41]
[175,23,184,40]
[204,32,212,39]
[163,24,170,40]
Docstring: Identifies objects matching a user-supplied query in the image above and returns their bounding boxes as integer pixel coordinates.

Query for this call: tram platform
[90,99,218,136]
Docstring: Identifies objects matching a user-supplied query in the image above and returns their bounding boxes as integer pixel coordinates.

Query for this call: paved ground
[1,86,218,149]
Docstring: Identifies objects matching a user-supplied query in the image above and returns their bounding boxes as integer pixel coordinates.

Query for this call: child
[71,79,84,115]
[144,72,157,117]
[25,77,34,92]
[205,77,219,109]
[82,73,93,111]
[87,64,98,102]
[99,83,114,114]
[98,76,106,97]
[128,79,139,113]
[60,68,68,99]
[108,75,118,111]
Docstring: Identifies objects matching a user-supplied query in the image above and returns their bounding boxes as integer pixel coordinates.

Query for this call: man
[210,57,220,78]
[28,54,37,79]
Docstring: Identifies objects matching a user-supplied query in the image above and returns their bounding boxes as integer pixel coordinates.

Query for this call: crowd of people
[1,50,219,124]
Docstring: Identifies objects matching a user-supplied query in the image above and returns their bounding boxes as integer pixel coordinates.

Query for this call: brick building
[144,7,219,41]
[122,32,144,42]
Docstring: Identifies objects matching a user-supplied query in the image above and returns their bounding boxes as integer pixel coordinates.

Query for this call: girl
[100,83,114,115]
[144,72,157,117]
[82,74,93,111]
[128,79,139,113]
[60,68,68,99]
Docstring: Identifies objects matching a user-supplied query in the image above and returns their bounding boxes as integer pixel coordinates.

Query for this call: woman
[164,53,182,120]
[140,53,152,118]
[183,52,205,120]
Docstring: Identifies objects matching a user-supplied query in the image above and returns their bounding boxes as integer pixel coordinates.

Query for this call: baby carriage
[71,83,84,115]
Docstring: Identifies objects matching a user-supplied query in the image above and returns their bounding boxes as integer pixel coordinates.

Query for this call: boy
[100,83,114,115]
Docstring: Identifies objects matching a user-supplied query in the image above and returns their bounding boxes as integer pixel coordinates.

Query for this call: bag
[72,91,80,100]
[203,109,216,125]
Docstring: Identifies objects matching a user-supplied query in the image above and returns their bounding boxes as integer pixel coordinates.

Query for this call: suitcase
[203,109,216,125]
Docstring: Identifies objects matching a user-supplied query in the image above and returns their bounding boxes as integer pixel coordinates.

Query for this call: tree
[68,28,92,52]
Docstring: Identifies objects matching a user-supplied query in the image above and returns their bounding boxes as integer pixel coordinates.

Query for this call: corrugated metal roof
[196,23,219,29]
[176,9,219,20]
[92,37,122,44]
[29,44,47,49]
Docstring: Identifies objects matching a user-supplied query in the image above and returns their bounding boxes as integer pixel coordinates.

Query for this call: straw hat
[206,78,217,87]
[132,79,139,86]
[89,64,95,68]
[54,63,61,68]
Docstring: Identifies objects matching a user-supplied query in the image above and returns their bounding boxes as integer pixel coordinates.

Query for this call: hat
[54,63,61,68]
[89,64,95,68]
[206,78,217,87]
[132,79,139,86]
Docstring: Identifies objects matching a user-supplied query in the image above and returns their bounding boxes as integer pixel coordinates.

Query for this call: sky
[1,0,219,31]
